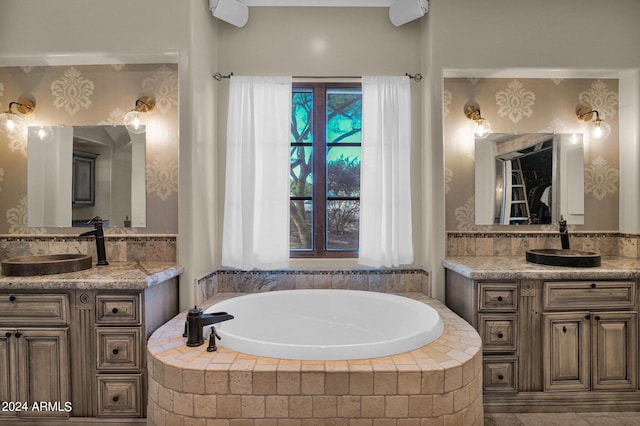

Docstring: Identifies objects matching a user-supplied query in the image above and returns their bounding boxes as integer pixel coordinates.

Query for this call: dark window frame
[290,82,361,258]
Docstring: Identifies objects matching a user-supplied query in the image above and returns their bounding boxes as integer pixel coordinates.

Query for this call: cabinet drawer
[479,314,518,352]
[0,293,69,325]
[479,283,518,312]
[544,281,635,311]
[96,294,141,324]
[96,328,141,371]
[483,356,518,393]
[97,374,143,417]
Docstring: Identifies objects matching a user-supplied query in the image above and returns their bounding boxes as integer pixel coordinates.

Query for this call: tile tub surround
[447,231,640,259]
[0,234,178,263]
[147,292,483,426]
[195,268,430,306]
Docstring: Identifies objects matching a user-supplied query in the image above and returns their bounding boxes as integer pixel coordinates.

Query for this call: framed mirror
[475,133,584,226]
[27,125,146,228]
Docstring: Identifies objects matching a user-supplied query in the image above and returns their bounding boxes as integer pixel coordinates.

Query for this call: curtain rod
[213,72,423,82]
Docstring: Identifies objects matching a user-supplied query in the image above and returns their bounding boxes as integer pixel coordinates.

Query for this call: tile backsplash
[0,234,177,263]
[447,231,639,258]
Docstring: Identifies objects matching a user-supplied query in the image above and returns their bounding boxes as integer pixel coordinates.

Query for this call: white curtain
[359,76,413,267]
[222,76,292,270]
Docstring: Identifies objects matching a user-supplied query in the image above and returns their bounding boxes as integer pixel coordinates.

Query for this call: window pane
[290,146,313,197]
[326,200,359,250]
[326,146,360,197]
[290,200,313,250]
[292,91,313,143]
[326,89,362,143]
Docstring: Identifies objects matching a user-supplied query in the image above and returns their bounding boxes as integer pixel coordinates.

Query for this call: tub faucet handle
[207,326,221,352]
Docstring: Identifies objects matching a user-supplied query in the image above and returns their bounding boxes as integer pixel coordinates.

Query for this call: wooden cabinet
[0,292,71,419]
[0,276,178,424]
[444,268,640,413]
[544,310,637,392]
[94,293,145,418]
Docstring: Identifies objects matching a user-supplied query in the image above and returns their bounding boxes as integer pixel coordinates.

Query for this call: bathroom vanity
[0,262,181,424]
[443,256,640,413]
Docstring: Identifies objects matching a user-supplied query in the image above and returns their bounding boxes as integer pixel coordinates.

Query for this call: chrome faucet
[559,215,570,250]
[79,216,109,266]
[183,306,234,351]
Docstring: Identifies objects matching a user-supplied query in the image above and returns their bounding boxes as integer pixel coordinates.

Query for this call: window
[290,83,362,257]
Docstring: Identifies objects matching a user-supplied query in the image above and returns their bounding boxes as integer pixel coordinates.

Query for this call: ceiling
[240,0,393,6]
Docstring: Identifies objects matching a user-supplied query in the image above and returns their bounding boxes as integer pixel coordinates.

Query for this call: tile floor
[485,412,640,425]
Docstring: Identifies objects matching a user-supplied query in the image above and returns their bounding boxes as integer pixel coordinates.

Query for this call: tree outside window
[290,83,361,257]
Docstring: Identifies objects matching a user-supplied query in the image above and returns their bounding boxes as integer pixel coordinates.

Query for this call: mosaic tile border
[0,234,177,263]
[446,231,640,258]
[195,268,431,306]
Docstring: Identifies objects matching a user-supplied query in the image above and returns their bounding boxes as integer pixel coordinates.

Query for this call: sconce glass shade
[124,110,145,134]
[0,98,35,133]
[124,96,155,135]
[591,118,611,139]
[472,117,492,139]
[576,105,611,140]
[464,101,492,139]
[0,111,18,133]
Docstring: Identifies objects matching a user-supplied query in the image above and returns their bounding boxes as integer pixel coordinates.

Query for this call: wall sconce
[124,96,155,135]
[576,105,611,139]
[464,101,492,139]
[0,98,35,133]
[389,0,429,26]
[209,0,249,28]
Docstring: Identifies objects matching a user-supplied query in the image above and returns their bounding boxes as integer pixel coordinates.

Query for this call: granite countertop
[0,261,183,290]
[443,256,640,280]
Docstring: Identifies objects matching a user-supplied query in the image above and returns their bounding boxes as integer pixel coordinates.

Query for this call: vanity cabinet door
[543,312,590,391]
[0,329,17,418]
[16,328,70,418]
[591,311,637,390]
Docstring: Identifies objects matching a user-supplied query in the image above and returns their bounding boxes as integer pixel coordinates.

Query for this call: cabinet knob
[8,295,16,302]
[497,296,504,302]
[5,332,11,338]
[590,283,597,289]
[595,315,601,321]
[111,308,119,314]
[498,374,504,380]
[112,395,119,402]
[585,315,591,320]
[112,348,119,355]
[497,333,504,339]
[562,326,567,333]
[14,332,21,338]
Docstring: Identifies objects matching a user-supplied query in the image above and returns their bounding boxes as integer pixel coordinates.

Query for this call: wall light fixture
[124,96,155,135]
[389,0,428,26]
[209,0,249,28]
[464,101,492,139]
[576,105,611,139]
[0,98,35,133]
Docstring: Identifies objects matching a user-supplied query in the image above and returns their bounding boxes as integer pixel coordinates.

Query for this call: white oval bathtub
[205,289,444,361]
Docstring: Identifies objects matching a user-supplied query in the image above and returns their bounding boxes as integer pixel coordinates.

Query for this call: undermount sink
[1,254,93,277]
[526,248,601,268]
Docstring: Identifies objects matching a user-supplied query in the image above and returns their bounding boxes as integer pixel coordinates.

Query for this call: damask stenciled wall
[0,63,179,234]
[444,77,620,232]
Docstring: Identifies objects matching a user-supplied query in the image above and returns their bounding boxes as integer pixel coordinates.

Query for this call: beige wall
[215,7,424,268]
